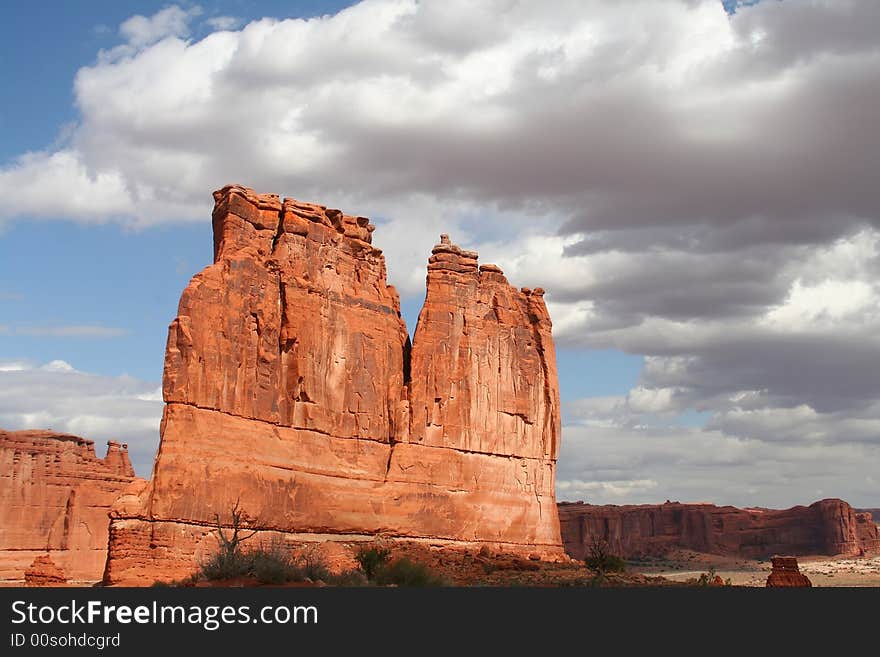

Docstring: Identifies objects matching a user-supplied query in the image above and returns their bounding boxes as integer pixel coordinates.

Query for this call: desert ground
[632,550,880,587]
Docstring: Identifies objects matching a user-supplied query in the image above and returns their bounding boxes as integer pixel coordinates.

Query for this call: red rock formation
[854,509,879,555]
[409,235,560,460]
[766,556,812,587]
[104,185,563,585]
[24,555,67,586]
[855,508,880,523]
[0,430,138,583]
[558,498,880,560]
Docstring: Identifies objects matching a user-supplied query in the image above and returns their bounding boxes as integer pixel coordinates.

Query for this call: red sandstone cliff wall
[0,430,138,583]
[558,498,880,560]
[104,185,563,585]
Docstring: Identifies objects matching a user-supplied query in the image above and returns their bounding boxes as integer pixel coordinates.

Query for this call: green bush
[374,558,449,587]
[355,546,392,580]
[201,548,255,580]
[251,544,298,584]
[295,546,332,583]
[324,569,369,586]
[584,539,626,574]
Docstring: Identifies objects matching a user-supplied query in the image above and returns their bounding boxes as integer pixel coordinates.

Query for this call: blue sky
[2,0,878,508]
[0,0,642,390]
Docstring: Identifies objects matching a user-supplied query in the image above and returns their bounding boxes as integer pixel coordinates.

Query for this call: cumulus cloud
[204,16,241,31]
[0,360,162,477]
[0,0,878,505]
[119,5,202,48]
[556,417,879,508]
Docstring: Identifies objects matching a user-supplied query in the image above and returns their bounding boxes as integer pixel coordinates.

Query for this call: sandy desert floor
[632,550,880,587]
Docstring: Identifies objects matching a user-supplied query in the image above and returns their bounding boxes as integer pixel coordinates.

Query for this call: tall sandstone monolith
[0,430,137,583]
[104,185,563,584]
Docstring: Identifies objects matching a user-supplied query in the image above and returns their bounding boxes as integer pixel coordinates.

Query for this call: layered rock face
[105,185,562,584]
[409,235,559,460]
[558,498,880,560]
[0,430,137,583]
[766,556,812,588]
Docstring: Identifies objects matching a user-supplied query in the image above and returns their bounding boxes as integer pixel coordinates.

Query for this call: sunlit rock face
[0,429,137,583]
[104,185,563,585]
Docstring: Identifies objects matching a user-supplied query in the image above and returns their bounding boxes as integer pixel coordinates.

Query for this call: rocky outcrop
[854,511,879,555]
[0,430,138,583]
[24,555,67,587]
[766,556,812,587]
[104,185,563,585]
[409,235,559,460]
[855,508,879,552]
[558,498,880,560]
[855,508,880,524]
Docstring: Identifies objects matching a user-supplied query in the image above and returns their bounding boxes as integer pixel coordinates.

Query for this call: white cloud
[0,361,29,372]
[41,360,75,372]
[557,478,658,499]
[119,5,202,48]
[0,360,162,476]
[557,419,878,507]
[204,16,241,31]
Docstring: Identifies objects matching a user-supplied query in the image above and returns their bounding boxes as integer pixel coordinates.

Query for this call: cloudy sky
[1,0,878,508]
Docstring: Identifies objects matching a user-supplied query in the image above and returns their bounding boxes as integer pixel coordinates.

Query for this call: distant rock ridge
[0,429,139,583]
[104,184,563,585]
[558,498,880,560]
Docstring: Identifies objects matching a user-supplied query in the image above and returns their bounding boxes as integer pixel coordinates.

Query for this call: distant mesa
[0,429,140,584]
[103,184,564,585]
[558,498,880,560]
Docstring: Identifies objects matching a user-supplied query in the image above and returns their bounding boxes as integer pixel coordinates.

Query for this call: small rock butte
[765,556,812,587]
[104,185,563,584]
[24,555,67,587]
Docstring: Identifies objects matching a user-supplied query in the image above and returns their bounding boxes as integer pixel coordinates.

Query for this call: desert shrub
[200,502,329,584]
[584,539,626,574]
[200,539,338,584]
[325,569,369,586]
[480,560,498,575]
[355,546,392,580]
[374,558,449,587]
[694,566,728,587]
[250,541,299,584]
[201,547,255,581]
[201,498,260,580]
[588,571,607,587]
[296,545,332,582]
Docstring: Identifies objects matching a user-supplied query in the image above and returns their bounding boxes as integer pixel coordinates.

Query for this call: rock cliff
[558,498,880,560]
[104,185,563,584]
[0,429,137,583]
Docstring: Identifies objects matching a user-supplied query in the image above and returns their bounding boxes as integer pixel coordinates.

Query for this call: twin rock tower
[105,185,563,583]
